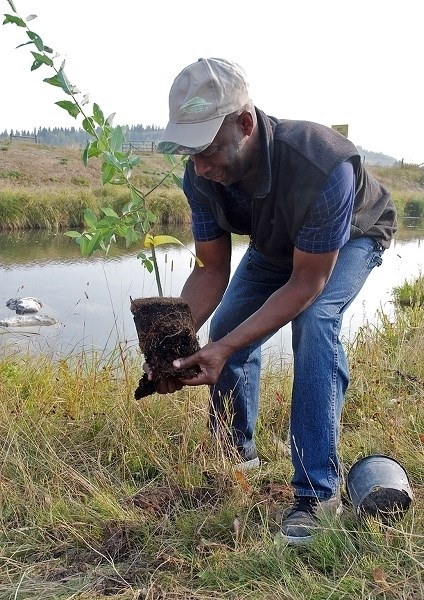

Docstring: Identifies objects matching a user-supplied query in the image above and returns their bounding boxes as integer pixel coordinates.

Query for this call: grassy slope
[0,140,176,189]
[0,141,189,229]
[1,141,424,229]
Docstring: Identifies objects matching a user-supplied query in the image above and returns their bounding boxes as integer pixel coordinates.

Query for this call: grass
[0,279,423,598]
[0,141,189,230]
[1,141,424,231]
[393,274,424,308]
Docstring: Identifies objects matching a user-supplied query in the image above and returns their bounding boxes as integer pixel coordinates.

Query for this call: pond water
[0,221,423,363]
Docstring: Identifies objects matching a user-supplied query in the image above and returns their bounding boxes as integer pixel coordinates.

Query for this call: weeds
[0,278,423,598]
[393,274,424,308]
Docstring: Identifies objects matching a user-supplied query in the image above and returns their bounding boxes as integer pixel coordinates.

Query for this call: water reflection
[0,222,423,361]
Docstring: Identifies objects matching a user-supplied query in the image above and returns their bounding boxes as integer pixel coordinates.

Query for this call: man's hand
[172,340,230,386]
[143,362,185,394]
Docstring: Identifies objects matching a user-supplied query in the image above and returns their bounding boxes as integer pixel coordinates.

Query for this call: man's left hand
[173,341,229,386]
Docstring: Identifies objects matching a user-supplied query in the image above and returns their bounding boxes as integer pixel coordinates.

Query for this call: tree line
[0,125,400,166]
[0,124,165,147]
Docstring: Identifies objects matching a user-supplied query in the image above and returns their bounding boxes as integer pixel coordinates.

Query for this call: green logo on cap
[180,97,213,114]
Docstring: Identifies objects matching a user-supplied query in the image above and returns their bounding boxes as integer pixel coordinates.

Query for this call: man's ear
[239,111,255,136]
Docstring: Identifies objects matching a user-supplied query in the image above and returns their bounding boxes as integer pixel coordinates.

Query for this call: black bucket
[346,454,413,524]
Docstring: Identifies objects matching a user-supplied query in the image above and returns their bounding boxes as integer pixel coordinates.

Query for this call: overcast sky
[1,0,422,163]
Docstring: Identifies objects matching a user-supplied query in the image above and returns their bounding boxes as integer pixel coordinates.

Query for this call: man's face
[189,114,250,187]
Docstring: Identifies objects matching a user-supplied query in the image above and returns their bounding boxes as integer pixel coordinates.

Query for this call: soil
[130,296,201,399]
[359,488,412,524]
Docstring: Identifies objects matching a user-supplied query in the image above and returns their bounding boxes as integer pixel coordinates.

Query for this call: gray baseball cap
[157,57,250,154]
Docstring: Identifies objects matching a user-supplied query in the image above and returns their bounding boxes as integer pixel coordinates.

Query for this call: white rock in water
[6,297,43,314]
[0,314,58,327]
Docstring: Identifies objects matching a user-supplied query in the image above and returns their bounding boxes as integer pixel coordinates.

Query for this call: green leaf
[110,126,124,153]
[44,68,78,95]
[146,210,157,223]
[82,117,96,137]
[56,67,78,95]
[105,113,116,126]
[3,13,26,27]
[101,207,119,219]
[26,14,37,22]
[78,235,90,256]
[85,230,102,255]
[172,172,184,189]
[43,74,63,88]
[30,51,53,67]
[96,135,109,152]
[128,155,141,168]
[97,217,119,230]
[83,208,97,228]
[82,141,103,165]
[15,40,33,49]
[92,103,105,126]
[82,143,90,167]
[164,153,177,167]
[122,201,134,215]
[130,187,144,204]
[125,228,141,247]
[26,30,44,51]
[101,162,116,185]
[138,256,154,273]
[63,230,81,238]
[55,100,80,119]
[30,60,43,71]
[102,152,122,170]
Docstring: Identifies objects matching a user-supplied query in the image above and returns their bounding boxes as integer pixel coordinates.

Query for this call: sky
[0,0,422,164]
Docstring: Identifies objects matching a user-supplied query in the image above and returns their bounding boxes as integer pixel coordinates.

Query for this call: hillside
[0,139,412,191]
[0,140,174,190]
[2,130,403,167]
[356,145,398,167]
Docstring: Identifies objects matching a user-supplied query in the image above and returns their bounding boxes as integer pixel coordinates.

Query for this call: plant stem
[150,245,163,297]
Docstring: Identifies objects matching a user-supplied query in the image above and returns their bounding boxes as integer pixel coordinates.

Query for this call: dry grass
[0,141,175,190]
[0,141,189,230]
[0,287,423,599]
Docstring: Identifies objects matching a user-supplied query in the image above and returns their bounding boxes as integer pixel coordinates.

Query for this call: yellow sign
[332,124,349,138]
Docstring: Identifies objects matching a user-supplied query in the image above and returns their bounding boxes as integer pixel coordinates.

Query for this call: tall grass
[369,163,424,218]
[0,280,423,598]
[0,144,191,230]
[0,186,190,231]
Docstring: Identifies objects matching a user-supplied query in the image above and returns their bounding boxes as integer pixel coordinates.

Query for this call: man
[155,57,397,545]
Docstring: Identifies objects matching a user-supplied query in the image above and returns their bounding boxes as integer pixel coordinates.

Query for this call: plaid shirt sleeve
[295,160,355,253]
[183,169,225,241]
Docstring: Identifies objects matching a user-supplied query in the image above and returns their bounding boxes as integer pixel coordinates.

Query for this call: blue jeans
[209,237,384,499]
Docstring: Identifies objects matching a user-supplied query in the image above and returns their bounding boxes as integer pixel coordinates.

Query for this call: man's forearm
[181,268,229,331]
